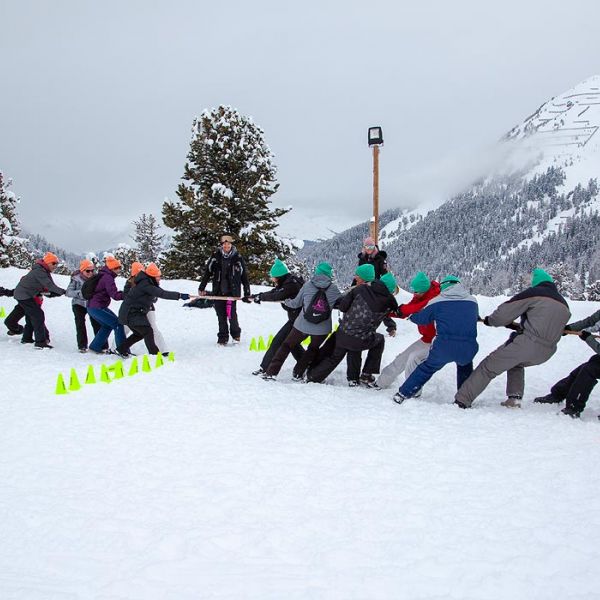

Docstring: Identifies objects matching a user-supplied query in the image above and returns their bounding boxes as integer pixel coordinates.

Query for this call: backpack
[304,288,331,324]
[81,273,102,300]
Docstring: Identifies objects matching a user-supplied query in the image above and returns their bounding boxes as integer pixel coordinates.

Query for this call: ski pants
[4,303,25,334]
[378,338,431,389]
[214,300,240,344]
[121,324,160,355]
[260,319,305,370]
[266,327,326,377]
[399,338,477,398]
[550,354,600,414]
[72,304,103,350]
[18,299,47,344]
[88,307,126,353]
[455,334,555,408]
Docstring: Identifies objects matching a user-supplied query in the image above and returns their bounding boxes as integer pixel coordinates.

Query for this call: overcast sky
[1,0,600,252]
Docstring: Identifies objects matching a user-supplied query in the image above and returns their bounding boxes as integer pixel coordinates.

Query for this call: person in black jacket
[0,286,25,336]
[308,264,398,386]
[198,234,251,346]
[117,263,189,356]
[247,259,305,376]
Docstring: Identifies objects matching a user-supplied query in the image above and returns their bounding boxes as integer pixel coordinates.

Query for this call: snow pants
[72,304,102,350]
[266,327,326,377]
[398,338,477,398]
[214,300,240,344]
[4,303,25,335]
[121,324,160,355]
[18,299,47,344]
[455,334,556,408]
[550,354,600,414]
[260,319,305,371]
[378,339,431,389]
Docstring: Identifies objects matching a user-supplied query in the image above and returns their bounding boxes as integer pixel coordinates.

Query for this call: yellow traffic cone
[142,355,152,372]
[302,336,311,347]
[155,353,164,368]
[85,365,97,385]
[0,307,5,318]
[258,336,267,351]
[249,337,257,352]
[68,368,81,391]
[267,334,274,349]
[100,364,111,383]
[113,360,125,379]
[55,373,68,395]
[128,357,139,376]
[167,351,175,363]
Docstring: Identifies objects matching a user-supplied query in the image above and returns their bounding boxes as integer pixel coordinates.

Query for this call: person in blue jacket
[392,275,479,404]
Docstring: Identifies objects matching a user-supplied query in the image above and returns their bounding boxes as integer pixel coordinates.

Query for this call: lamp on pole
[368,126,383,244]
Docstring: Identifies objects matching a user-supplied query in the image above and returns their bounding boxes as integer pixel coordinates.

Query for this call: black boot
[561,406,581,419]
[534,394,562,404]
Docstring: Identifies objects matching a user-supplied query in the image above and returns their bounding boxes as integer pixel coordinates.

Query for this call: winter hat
[105,257,122,271]
[79,259,94,272]
[43,252,59,265]
[380,272,398,294]
[314,262,333,278]
[355,263,375,282]
[410,271,431,294]
[531,268,553,287]
[269,259,289,278]
[440,275,461,292]
[131,261,145,277]
[363,237,376,247]
[145,262,161,278]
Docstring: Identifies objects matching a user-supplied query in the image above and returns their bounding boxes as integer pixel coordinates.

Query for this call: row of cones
[55,351,175,395]
[249,324,339,352]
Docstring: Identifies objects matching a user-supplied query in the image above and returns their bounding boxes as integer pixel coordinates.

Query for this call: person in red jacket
[377,272,440,390]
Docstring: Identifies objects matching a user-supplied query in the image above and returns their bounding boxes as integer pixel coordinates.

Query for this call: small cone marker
[167,351,175,363]
[258,336,267,351]
[68,368,81,391]
[128,357,139,376]
[100,364,111,383]
[249,337,257,352]
[0,307,5,318]
[142,355,152,372]
[113,360,125,379]
[302,336,311,347]
[55,373,68,395]
[267,334,274,349]
[155,353,164,368]
[85,365,97,385]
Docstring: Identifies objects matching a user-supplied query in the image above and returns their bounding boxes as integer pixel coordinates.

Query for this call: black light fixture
[368,126,383,146]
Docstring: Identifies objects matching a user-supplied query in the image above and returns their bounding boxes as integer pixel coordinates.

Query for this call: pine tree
[132,213,165,264]
[112,244,138,275]
[162,105,290,281]
[0,171,33,268]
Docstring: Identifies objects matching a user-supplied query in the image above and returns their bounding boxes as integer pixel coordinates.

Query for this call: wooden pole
[372,144,380,244]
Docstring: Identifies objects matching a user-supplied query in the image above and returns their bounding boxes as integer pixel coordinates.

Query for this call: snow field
[1,268,599,599]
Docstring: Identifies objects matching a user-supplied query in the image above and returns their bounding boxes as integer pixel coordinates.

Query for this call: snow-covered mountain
[300,76,600,295]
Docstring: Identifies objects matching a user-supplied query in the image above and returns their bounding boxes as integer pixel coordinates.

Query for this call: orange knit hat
[131,261,145,276]
[79,259,94,271]
[43,252,59,265]
[105,257,122,270]
[145,262,161,278]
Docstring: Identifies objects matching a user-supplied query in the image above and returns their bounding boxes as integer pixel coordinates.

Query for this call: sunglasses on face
[83,269,94,273]
[49,262,58,266]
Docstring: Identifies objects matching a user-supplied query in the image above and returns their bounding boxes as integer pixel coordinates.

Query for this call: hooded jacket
[199,246,250,298]
[87,266,124,309]
[66,271,89,308]
[14,260,66,301]
[284,274,342,336]
[256,273,304,321]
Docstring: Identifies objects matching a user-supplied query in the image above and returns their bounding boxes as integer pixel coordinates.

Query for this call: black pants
[266,327,326,377]
[551,354,600,413]
[308,333,385,383]
[260,319,305,370]
[72,304,102,350]
[4,303,25,334]
[121,324,160,355]
[18,299,47,344]
[214,300,241,343]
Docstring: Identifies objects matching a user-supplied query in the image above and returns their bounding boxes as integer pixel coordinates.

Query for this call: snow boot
[454,399,469,409]
[348,380,360,387]
[262,373,277,381]
[292,373,305,382]
[252,367,265,376]
[561,406,581,419]
[501,395,522,408]
[34,342,53,350]
[393,392,407,405]
[534,393,562,404]
[360,373,380,389]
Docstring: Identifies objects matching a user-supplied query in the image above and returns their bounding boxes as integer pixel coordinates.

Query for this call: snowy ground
[1,267,599,600]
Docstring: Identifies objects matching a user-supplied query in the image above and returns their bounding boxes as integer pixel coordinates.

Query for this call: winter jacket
[336,280,398,350]
[486,281,570,349]
[390,281,440,343]
[199,246,250,298]
[284,274,342,336]
[13,260,66,301]
[409,283,478,343]
[118,271,182,327]
[351,248,388,285]
[65,271,88,308]
[256,273,304,321]
[0,286,14,297]
[87,266,124,309]
[565,309,600,355]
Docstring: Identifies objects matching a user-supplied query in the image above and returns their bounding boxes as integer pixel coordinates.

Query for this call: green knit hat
[355,263,375,282]
[531,268,553,287]
[380,272,398,294]
[410,271,431,293]
[440,275,460,292]
[269,259,289,278]
[314,262,333,278]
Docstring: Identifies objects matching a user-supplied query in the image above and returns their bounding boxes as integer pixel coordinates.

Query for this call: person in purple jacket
[87,257,125,354]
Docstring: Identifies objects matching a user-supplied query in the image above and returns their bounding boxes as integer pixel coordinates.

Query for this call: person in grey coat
[455,269,571,409]
[65,259,103,352]
[13,252,66,349]
[263,262,341,380]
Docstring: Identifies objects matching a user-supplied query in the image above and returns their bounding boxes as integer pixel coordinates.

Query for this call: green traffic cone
[55,373,68,395]
[249,337,257,352]
[302,336,311,347]
[155,353,164,368]
[85,365,97,385]
[128,357,139,376]
[258,336,267,351]
[100,364,111,383]
[0,307,5,318]
[267,334,274,349]
[112,360,125,379]
[167,351,175,363]
[68,368,81,391]
[142,355,152,372]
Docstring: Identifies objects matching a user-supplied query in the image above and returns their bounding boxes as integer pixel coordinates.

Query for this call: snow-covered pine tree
[585,280,600,301]
[112,244,138,274]
[549,261,585,300]
[162,105,290,281]
[0,171,33,268]
[132,213,165,264]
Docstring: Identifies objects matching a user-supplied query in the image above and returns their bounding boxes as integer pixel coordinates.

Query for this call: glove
[483,316,491,326]
[562,325,573,336]
[180,293,190,300]
[253,294,262,304]
[580,330,592,341]
[241,296,252,304]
